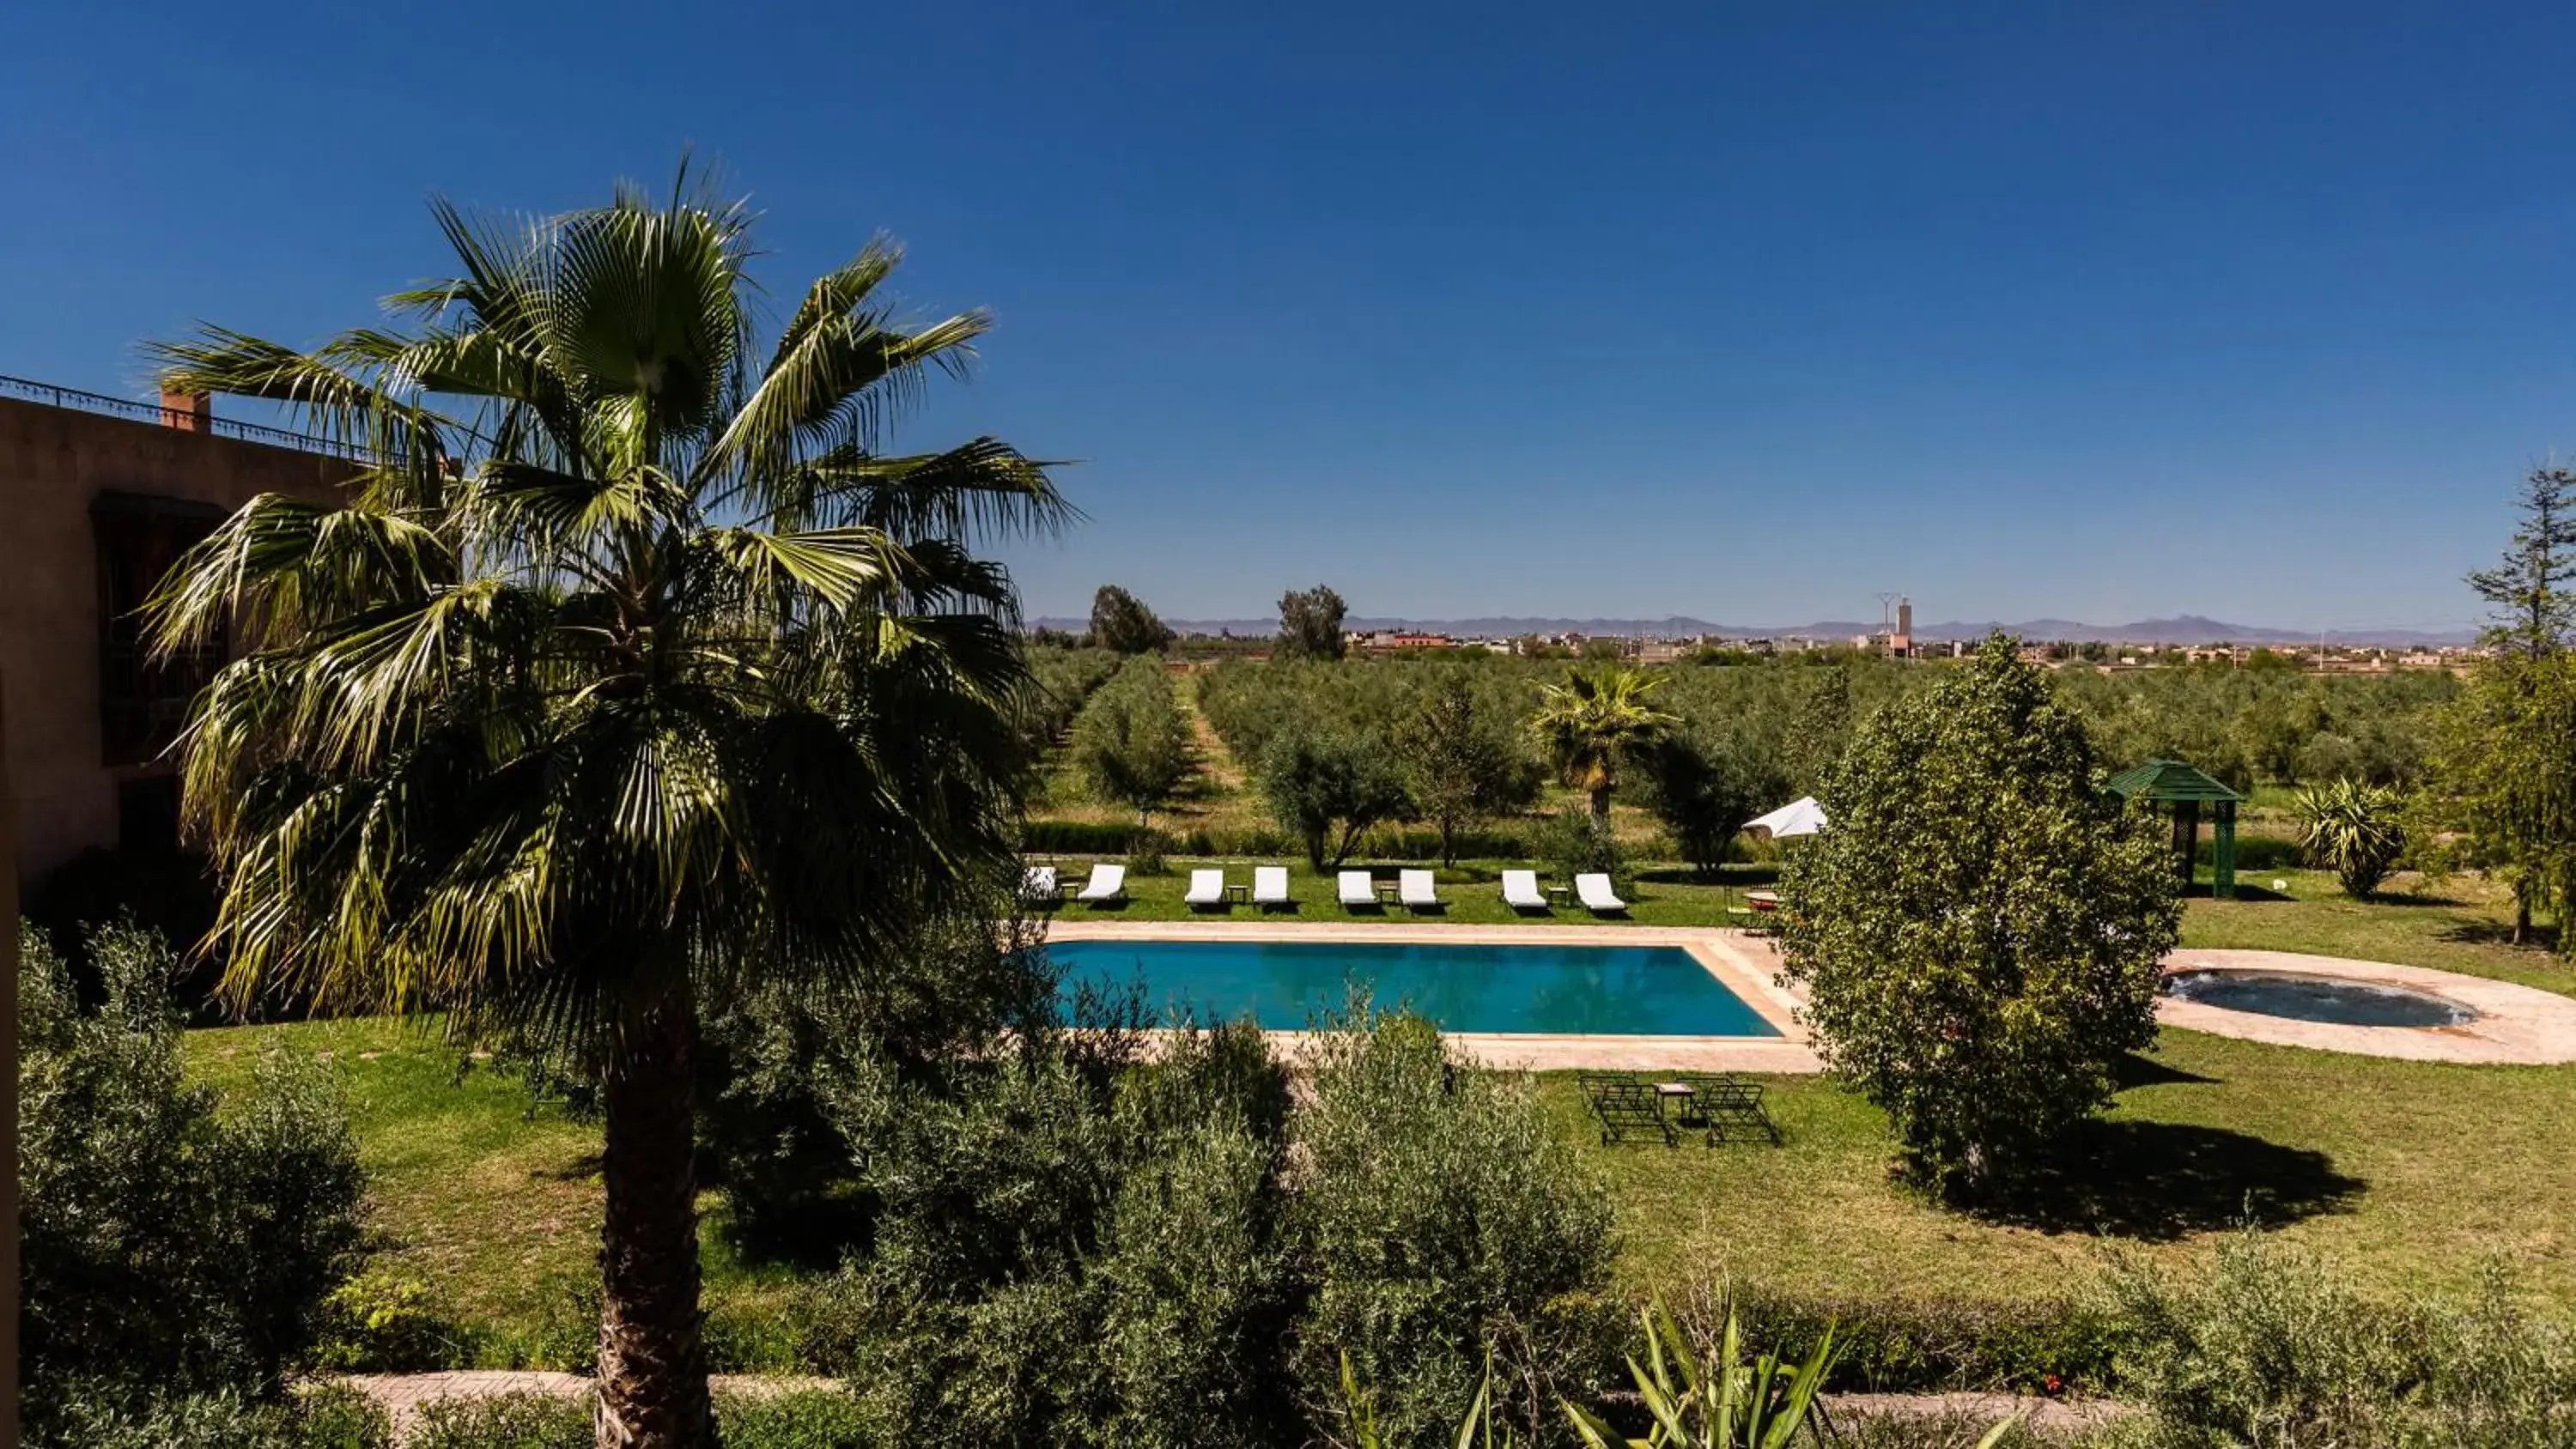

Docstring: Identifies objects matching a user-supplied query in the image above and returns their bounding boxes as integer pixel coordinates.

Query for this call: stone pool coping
[1045,920,1824,1073]
[2158,949,2576,1065]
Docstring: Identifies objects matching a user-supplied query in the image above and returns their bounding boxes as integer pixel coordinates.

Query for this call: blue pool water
[1048,939,1780,1036]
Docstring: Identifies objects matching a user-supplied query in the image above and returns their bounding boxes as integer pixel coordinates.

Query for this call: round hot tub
[2161,970,2476,1029]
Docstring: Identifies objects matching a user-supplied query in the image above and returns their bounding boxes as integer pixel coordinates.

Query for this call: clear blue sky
[6,2,2568,631]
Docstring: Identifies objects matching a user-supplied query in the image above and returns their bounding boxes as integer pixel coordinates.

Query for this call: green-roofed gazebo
[2107,759,2247,898]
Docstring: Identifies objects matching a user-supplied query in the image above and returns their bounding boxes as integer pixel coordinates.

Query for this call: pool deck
[1046,920,1824,1073]
[2159,949,2576,1065]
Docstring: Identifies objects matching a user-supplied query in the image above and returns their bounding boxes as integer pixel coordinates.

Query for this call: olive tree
[1259,723,1411,870]
[1089,585,1174,655]
[1276,585,1349,661]
[1071,658,1194,826]
[1393,676,1538,866]
[1635,729,1784,879]
[1778,635,2180,1201]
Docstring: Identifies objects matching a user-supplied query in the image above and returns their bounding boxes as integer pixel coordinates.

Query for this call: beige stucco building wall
[0,395,347,888]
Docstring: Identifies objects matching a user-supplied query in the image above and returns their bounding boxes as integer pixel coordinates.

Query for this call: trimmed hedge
[1021,820,1534,862]
[1728,1291,2123,1395]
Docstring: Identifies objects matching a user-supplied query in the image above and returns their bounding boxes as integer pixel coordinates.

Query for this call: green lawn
[181,871,2576,1361]
[1560,1029,2576,1307]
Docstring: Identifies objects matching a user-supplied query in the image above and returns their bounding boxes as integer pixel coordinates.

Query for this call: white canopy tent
[1744,796,1827,840]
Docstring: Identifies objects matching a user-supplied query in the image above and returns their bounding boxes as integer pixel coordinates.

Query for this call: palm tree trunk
[596,978,713,1449]
[1588,785,1612,839]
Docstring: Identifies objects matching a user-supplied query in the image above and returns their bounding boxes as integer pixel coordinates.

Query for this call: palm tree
[1529,668,1678,837]
[142,171,1065,1448]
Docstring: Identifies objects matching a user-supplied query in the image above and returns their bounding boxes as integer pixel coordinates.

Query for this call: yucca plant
[2293,779,2408,900]
[140,168,1064,1448]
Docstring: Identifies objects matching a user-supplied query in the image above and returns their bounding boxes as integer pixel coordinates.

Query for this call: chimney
[159,390,212,432]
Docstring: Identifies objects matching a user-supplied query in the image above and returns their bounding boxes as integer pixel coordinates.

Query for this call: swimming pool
[1048,938,1781,1036]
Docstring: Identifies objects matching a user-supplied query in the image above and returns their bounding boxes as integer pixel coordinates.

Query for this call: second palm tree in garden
[1531,667,1679,838]
[144,172,1063,1448]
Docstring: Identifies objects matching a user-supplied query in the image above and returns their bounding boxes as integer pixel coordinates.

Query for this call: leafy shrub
[2192,834,2304,873]
[314,1270,468,1371]
[20,920,366,1411]
[1534,808,1625,882]
[713,1391,880,1448]
[1295,1007,1621,1445]
[409,1389,878,1449]
[476,1272,605,1373]
[1125,828,1174,876]
[2292,778,2408,899]
[2096,1236,2576,1449]
[810,1019,1298,1448]
[1022,818,1151,855]
[410,1392,591,1449]
[698,906,1055,1260]
[27,1383,392,1449]
[1781,637,2182,1200]
[1722,1289,2121,1394]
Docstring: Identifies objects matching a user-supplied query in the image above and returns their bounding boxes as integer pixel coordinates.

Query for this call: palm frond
[709,294,989,482]
[750,436,1076,543]
[141,326,458,474]
[701,524,907,615]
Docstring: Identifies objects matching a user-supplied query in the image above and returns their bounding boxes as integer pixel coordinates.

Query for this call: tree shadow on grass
[536,1152,605,1182]
[1975,1120,2365,1241]
[2438,918,2561,953]
[2110,1052,2217,1089]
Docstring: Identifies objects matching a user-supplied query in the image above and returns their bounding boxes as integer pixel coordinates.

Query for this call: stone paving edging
[339,1372,832,1440]
[2158,949,2576,1064]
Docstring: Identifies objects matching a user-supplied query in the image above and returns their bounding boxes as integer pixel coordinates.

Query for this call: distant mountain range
[1030,612,2478,647]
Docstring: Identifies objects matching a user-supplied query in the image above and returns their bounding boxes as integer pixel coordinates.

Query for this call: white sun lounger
[1254,865,1291,908]
[1338,870,1376,907]
[1399,869,1441,910]
[1185,868,1227,908]
[1575,872,1627,913]
[1501,870,1547,912]
[1076,863,1127,904]
[1018,865,1058,906]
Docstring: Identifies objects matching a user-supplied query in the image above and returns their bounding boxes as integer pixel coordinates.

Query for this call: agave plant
[1346,1300,2020,1449]
[2293,779,2408,900]
[1562,1299,1838,1449]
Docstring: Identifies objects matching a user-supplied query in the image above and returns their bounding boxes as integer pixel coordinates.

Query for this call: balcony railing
[0,372,358,457]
